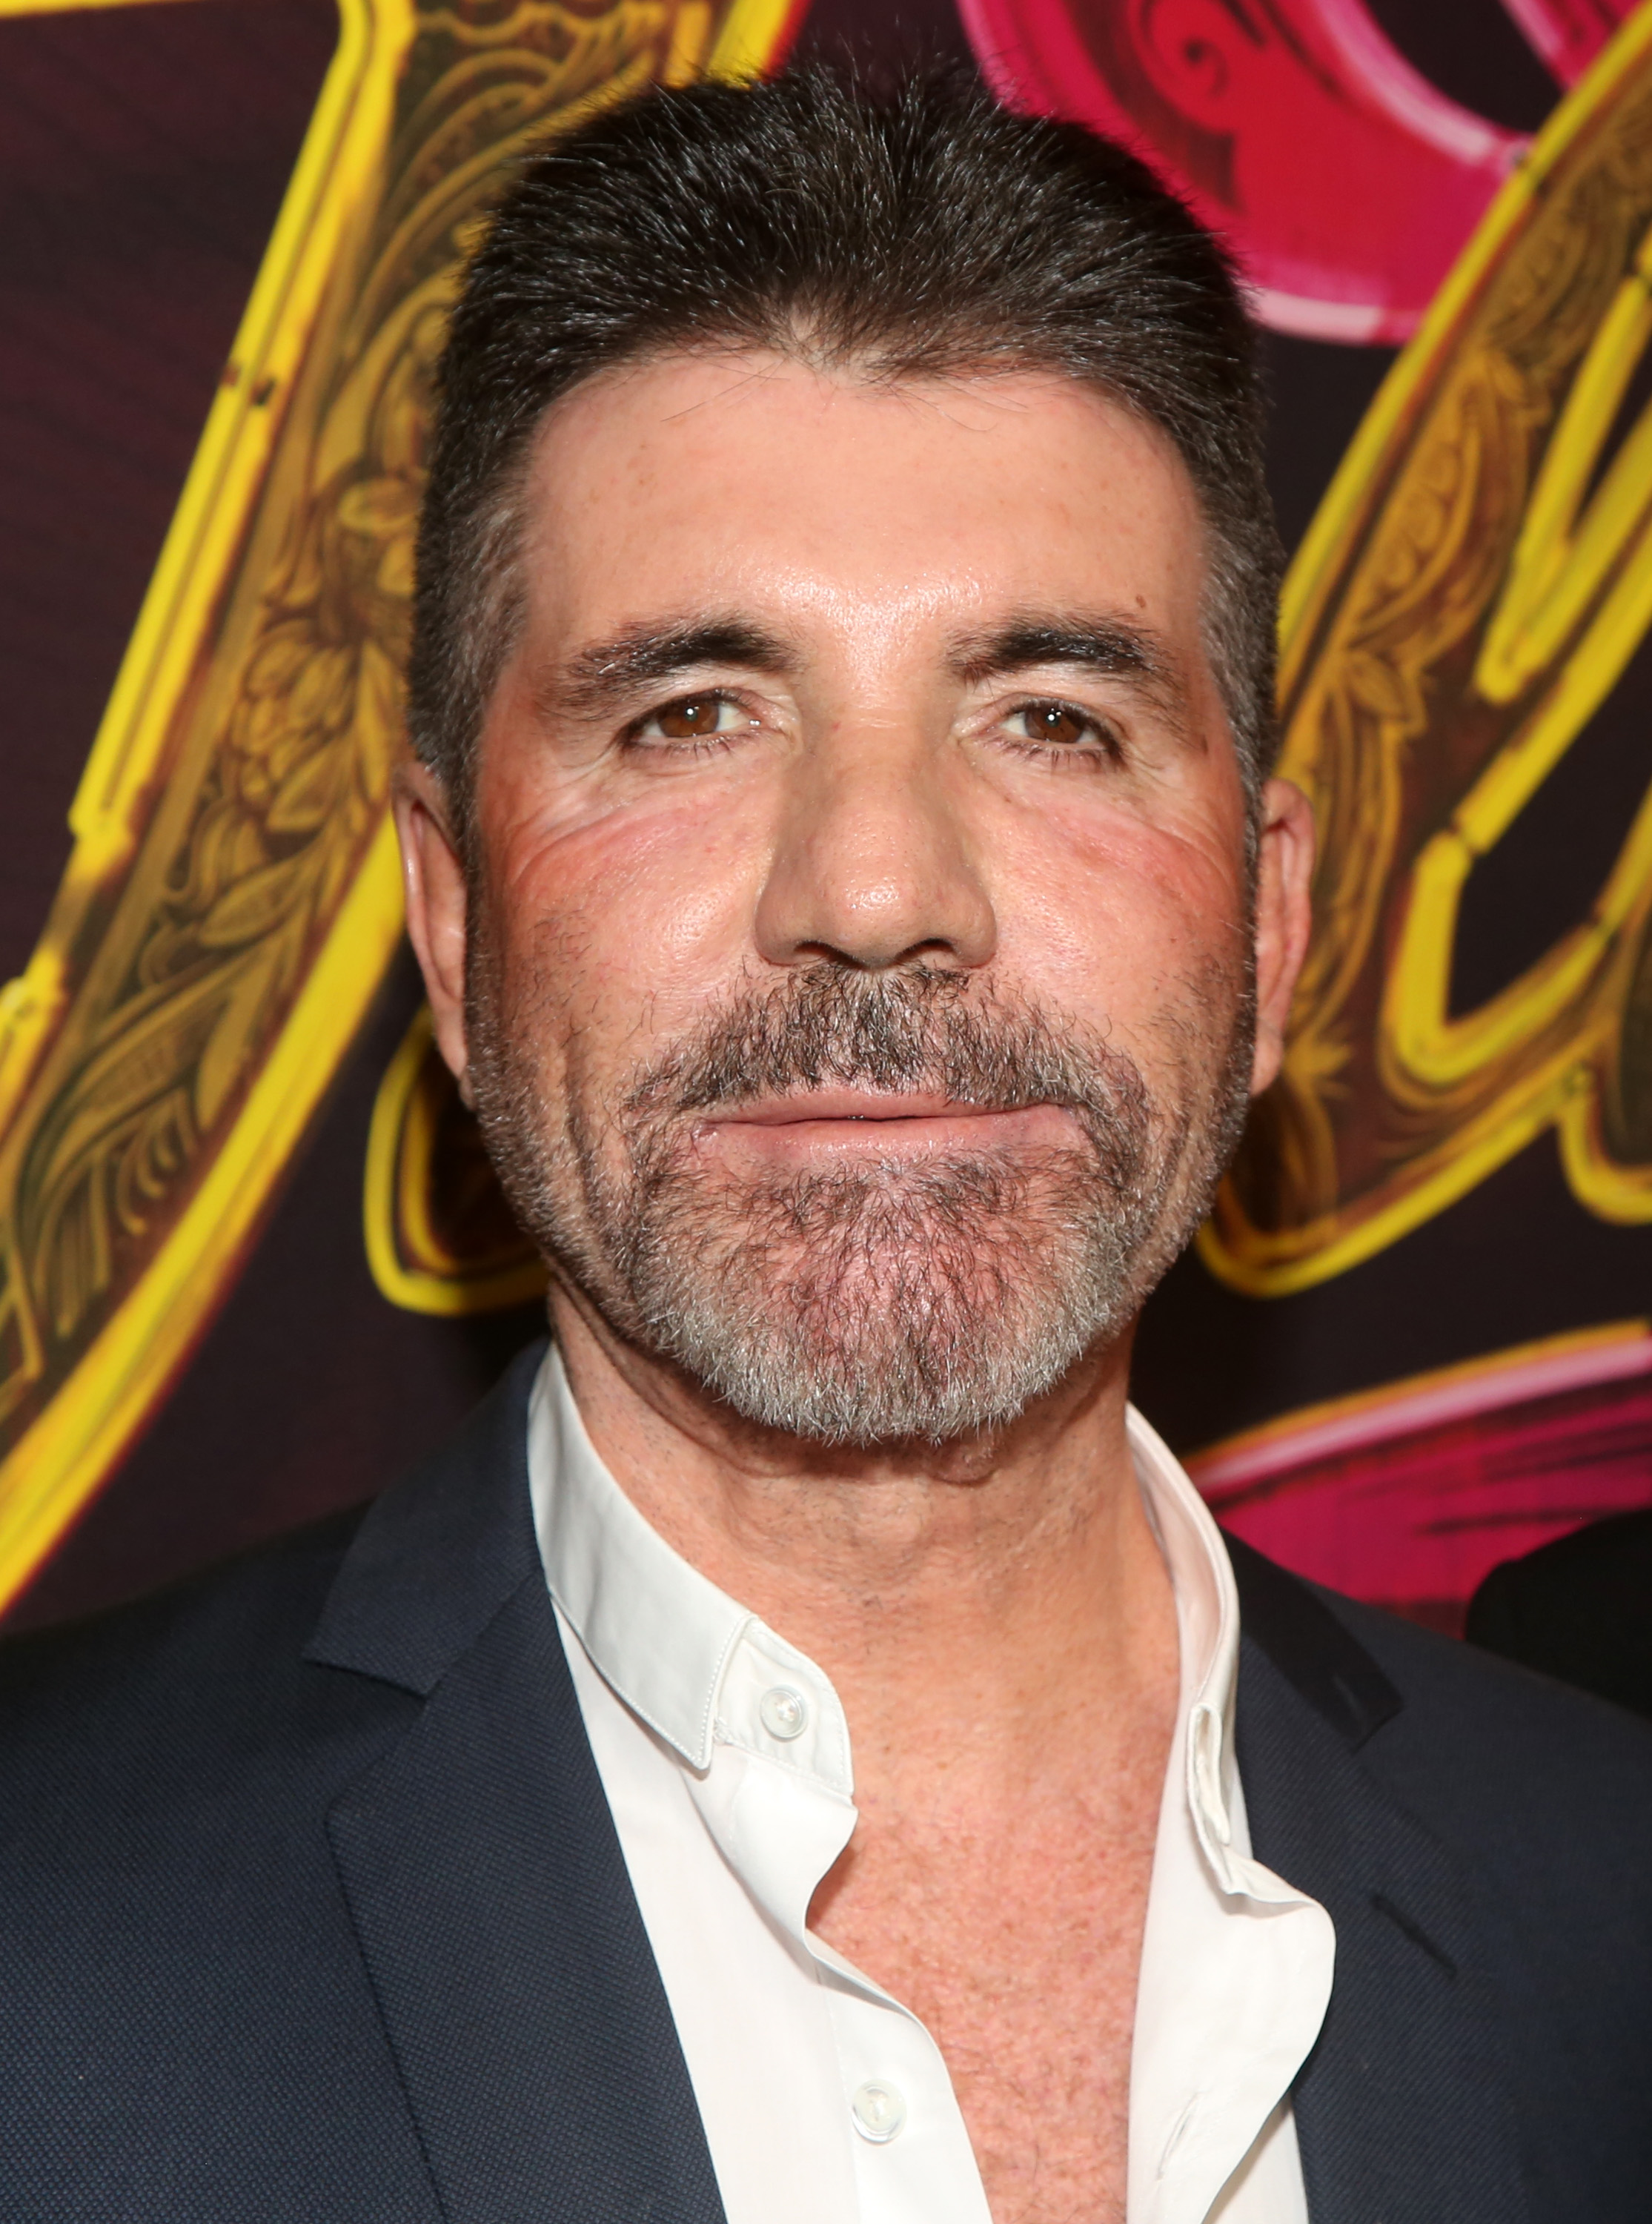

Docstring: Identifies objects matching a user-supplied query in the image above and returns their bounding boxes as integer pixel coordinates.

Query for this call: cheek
[988,800,1250,1047]
[483,784,774,1056]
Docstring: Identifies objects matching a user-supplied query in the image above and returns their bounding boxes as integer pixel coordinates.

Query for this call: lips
[692,1093,1080,1164]
[714,1090,1022,1126]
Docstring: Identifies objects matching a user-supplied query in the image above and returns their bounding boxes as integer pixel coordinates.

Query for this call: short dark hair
[408,67,1281,830]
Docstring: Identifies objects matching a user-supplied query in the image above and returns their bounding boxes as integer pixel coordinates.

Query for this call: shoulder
[0,1340,547,1844]
[0,1504,392,1859]
[0,1509,471,2218]
[0,1500,366,1707]
[1230,1533,1652,2218]
[1228,1529,1652,1883]
[0,1497,434,2111]
[0,1337,548,1883]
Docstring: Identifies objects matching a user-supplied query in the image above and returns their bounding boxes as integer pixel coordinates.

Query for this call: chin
[633,1226,1139,1449]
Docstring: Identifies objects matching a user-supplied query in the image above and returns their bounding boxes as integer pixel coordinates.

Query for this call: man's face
[402,353,1310,1446]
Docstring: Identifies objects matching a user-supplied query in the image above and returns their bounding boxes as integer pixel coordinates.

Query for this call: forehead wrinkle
[946,612,1194,737]
[533,615,798,724]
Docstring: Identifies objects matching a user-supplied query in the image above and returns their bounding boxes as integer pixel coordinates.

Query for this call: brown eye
[1020,701,1092,748]
[654,695,727,738]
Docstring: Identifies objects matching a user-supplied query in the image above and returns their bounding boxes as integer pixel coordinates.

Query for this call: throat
[807,1726,1171,2224]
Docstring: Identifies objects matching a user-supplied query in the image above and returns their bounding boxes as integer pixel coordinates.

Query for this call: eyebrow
[534,608,1194,732]
[535,618,796,723]
[946,614,1192,732]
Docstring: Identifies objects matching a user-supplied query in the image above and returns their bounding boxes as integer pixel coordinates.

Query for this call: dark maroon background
[4,0,1645,1629]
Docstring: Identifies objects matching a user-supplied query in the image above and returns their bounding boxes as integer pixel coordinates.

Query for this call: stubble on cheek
[462,891,606,1291]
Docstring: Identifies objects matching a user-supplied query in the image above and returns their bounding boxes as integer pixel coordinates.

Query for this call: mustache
[620,963,1151,1133]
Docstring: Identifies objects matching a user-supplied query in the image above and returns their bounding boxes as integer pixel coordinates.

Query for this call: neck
[547,1282,1178,1805]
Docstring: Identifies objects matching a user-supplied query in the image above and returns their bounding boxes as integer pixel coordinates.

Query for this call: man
[1,68,1649,2224]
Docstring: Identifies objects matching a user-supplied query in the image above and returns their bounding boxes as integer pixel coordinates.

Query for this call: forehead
[515,351,1211,655]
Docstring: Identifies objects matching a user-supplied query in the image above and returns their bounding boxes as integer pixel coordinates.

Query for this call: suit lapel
[308,1356,1530,2224]
[1230,1540,1529,2224]
[306,1345,726,2224]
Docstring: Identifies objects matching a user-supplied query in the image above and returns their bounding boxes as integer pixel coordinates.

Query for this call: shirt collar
[528,1346,1244,1847]
[1124,1403,1245,1876]
[528,1347,749,1771]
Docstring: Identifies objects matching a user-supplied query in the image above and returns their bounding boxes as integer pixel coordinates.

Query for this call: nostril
[786,937,973,973]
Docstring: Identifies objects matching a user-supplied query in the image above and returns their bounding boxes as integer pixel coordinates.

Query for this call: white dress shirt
[527,1348,1335,2223]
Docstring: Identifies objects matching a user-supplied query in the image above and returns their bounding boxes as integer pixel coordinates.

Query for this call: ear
[1250,775,1315,1096]
[393,758,475,1108]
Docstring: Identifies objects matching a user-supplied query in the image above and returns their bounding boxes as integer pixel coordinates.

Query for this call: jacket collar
[302,1350,1525,2224]
[1229,1537,1530,2224]
[305,1340,548,1695]
[304,1339,726,2224]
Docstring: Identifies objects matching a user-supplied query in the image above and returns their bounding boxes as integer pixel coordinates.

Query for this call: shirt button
[759,1685,808,1740]
[851,2081,907,2142]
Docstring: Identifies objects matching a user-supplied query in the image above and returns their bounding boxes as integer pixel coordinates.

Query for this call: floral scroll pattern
[0,0,743,1596]
[1204,13,1652,1294]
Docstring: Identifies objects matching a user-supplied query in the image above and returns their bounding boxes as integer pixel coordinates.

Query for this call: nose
[752,727,998,973]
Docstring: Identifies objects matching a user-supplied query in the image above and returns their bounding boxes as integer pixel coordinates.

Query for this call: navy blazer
[2,1342,1650,2223]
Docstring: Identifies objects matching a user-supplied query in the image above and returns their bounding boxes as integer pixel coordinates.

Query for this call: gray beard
[468,957,1253,1447]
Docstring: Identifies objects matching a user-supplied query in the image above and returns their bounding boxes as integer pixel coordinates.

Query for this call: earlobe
[391,761,474,1104]
[1249,776,1316,1096]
